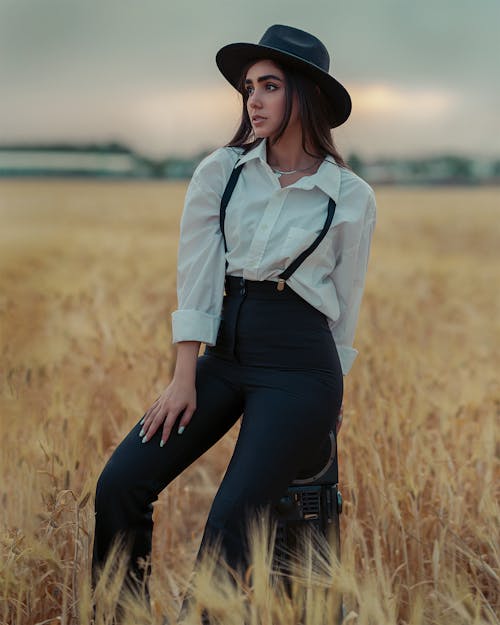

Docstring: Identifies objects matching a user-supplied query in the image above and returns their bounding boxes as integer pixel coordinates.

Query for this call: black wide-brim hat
[216,24,352,128]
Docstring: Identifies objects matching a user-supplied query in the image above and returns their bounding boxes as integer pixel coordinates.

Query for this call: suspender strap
[220,160,244,266]
[219,158,336,286]
[278,197,336,283]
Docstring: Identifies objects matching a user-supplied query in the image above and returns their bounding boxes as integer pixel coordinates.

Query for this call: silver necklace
[269,159,321,177]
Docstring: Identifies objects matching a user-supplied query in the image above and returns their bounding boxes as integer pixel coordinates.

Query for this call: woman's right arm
[140,340,200,446]
[140,148,237,447]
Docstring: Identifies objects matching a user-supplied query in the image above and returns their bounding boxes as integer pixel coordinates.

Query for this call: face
[244,59,301,139]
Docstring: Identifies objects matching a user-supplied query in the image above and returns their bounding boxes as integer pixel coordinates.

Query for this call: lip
[252,116,266,124]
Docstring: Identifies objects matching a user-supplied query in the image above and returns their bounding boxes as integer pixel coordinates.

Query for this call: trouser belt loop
[277,278,286,291]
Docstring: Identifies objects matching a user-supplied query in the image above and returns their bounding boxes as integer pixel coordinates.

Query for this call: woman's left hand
[336,403,343,435]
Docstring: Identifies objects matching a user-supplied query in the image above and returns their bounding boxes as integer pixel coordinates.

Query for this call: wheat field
[0,179,499,625]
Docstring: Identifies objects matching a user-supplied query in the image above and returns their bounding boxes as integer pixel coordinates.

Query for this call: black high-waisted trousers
[92,275,344,608]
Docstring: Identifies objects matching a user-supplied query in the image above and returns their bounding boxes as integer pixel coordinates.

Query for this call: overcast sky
[1,0,499,159]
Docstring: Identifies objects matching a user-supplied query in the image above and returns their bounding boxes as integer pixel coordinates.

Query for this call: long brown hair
[224,58,349,168]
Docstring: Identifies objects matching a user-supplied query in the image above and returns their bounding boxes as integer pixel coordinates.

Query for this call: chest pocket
[281,226,328,262]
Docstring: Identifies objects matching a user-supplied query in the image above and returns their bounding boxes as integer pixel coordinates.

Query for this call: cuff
[171,309,221,345]
[336,345,359,375]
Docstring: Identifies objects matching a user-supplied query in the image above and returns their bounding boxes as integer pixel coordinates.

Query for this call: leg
[92,354,244,593]
[191,366,343,590]
[178,368,342,623]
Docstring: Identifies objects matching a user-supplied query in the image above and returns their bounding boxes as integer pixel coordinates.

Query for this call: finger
[141,402,169,442]
[160,410,181,447]
[141,415,161,443]
[139,397,165,437]
[139,408,155,438]
[177,407,195,432]
[139,400,158,428]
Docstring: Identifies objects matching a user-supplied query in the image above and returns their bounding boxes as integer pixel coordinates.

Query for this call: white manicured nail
[160,440,165,448]
[139,428,145,437]
[178,425,185,435]
[142,434,148,443]
[140,417,145,425]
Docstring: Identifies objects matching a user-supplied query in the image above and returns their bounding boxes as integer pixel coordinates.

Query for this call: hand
[336,403,343,436]
[139,377,197,447]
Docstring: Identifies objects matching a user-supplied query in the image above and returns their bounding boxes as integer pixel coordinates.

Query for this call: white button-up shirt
[171,137,376,375]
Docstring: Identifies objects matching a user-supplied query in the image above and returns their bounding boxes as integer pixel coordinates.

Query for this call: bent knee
[94,455,157,516]
[95,458,131,509]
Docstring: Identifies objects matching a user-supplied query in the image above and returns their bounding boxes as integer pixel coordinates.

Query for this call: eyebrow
[244,74,283,84]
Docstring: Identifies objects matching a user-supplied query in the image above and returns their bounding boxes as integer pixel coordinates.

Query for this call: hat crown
[215,24,351,127]
[258,24,330,73]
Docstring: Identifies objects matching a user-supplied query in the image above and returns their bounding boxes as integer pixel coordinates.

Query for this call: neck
[265,128,319,171]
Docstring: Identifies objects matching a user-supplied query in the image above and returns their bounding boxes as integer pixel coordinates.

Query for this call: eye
[244,83,278,95]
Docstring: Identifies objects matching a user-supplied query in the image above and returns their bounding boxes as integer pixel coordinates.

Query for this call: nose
[247,89,262,110]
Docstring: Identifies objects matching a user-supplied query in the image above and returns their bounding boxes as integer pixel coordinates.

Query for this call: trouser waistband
[225,275,295,297]
[211,274,341,371]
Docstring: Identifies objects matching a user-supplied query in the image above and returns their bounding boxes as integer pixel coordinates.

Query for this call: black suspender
[220,159,244,270]
[219,158,337,289]
[277,197,336,290]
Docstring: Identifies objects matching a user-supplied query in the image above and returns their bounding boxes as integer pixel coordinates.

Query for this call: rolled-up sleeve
[328,191,376,375]
[171,152,228,345]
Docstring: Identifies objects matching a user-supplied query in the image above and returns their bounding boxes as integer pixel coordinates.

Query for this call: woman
[92,23,376,620]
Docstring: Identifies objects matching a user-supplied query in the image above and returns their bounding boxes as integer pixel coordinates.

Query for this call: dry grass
[0,179,499,625]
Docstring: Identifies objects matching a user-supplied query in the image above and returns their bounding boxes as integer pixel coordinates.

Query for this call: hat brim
[215,42,352,128]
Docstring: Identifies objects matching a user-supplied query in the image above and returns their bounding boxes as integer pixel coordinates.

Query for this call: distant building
[1,143,499,184]
[350,153,499,186]
[0,143,151,178]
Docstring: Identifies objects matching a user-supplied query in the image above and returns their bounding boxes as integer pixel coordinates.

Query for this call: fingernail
[140,417,145,425]
[178,425,185,435]
[139,428,145,438]
[160,440,165,448]
[142,434,148,444]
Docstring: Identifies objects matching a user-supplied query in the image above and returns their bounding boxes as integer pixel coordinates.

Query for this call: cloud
[1,0,499,157]
[350,83,457,119]
[123,85,243,156]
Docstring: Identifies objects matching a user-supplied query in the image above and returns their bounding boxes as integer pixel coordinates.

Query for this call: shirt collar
[235,137,341,202]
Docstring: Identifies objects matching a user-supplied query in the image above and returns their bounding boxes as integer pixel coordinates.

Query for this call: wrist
[173,341,200,380]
